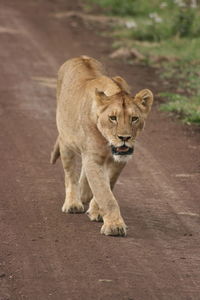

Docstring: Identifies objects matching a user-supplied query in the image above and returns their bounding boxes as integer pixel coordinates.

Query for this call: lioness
[51,56,153,236]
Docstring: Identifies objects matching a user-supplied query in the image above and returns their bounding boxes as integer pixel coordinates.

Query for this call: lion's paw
[100,219,127,236]
[62,201,84,214]
[86,209,103,222]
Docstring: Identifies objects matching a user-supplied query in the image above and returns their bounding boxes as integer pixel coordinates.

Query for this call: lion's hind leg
[79,167,93,204]
[86,197,103,222]
[50,136,60,164]
[79,167,102,221]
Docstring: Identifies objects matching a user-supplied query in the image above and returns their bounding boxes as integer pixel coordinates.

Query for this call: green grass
[86,0,200,124]
[158,60,200,124]
[88,0,200,39]
[88,0,184,17]
[159,93,200,124]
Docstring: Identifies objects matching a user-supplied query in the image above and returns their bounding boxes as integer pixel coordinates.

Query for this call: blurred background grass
[86,0,200,124]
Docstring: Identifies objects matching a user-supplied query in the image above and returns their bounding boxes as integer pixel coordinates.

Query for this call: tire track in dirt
[136,142,200,227]
[0,4,72,299]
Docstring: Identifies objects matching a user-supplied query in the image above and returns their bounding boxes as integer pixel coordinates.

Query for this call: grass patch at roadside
[159,92,200,124]
[86,0,200,125]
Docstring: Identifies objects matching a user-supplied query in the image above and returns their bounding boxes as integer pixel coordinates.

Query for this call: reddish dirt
[0,0,200,299]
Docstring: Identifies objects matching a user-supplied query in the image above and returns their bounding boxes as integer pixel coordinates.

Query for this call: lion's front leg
[60,144,84,213]
[106,157,126,190]
[83,155,127,236]
[86,158,126,223]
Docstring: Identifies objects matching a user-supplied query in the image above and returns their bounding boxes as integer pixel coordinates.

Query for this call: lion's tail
[50,136,60,164]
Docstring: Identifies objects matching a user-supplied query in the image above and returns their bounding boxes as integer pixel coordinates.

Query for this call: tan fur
[50,136,60,164]
[51,56,153,236]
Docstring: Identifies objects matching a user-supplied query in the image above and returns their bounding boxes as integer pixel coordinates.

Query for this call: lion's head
[94,79,153,162]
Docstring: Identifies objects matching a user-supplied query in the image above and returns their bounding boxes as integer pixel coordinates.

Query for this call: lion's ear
[95,88,109,105]
[112,76,130,94]
[133,89,153,114]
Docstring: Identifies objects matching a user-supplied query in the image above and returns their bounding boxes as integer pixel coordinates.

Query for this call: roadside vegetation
[86,0,200,124]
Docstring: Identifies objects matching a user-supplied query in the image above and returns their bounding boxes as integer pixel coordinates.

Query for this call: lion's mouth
[111,145,134,156]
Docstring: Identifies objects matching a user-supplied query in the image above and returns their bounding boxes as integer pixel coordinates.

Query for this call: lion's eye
[109,116,117,121]
[132,116,139,123]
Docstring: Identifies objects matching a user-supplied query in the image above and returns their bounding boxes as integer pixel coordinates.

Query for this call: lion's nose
[118,135,131,141]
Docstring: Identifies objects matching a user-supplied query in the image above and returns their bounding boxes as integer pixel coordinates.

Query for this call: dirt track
[0,1,200,299]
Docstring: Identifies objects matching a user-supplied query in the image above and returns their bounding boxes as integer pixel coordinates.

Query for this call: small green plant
[173,8,195,37]
[88,0,136,16]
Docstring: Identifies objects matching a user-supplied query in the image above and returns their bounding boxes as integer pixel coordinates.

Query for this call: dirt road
[0,0,200,299]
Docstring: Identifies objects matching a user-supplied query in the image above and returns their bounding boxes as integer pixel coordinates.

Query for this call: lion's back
[57,56,104,100]
[56,56,104,145]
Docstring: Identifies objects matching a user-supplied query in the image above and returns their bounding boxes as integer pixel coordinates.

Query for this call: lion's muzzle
[111,145,134,156]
